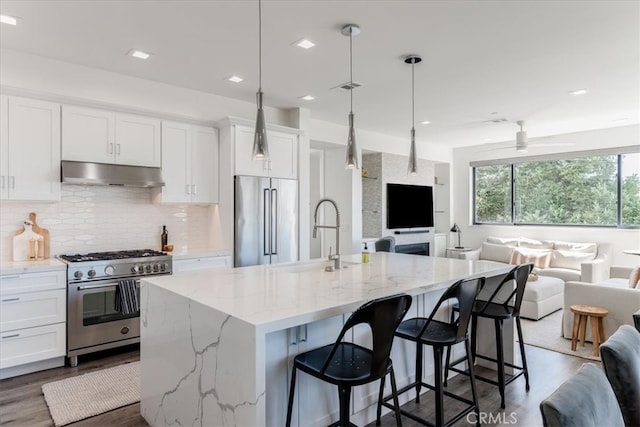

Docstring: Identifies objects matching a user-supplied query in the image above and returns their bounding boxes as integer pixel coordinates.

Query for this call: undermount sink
[279,261,360,274]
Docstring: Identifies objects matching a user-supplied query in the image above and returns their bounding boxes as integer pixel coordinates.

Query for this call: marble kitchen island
[140,252,513,427]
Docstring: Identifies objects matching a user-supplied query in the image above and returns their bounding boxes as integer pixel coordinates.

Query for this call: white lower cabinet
[265,314,345,427]
[173,255,232,273]
[0,269,66,378]
[0,323,65,370]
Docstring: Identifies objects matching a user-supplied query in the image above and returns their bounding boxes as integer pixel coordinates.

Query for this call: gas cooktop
[59,249,167,263]
[59,249,172,282]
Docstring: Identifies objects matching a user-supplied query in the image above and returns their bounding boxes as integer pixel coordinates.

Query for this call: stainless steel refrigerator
[235,175,298,267]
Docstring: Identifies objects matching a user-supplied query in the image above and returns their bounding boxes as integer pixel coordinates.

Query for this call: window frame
[471,149,639,229]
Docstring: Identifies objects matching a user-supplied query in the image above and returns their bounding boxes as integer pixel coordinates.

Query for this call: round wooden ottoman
[570,304,608,357]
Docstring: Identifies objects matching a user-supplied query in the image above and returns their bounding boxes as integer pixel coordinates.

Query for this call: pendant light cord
[258,0,262,91]
[411,60,415,131]
[349,27,353,114]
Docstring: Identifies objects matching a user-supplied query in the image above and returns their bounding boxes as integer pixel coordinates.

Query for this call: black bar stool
[286,293,412,427]
[444,263,533,409]
[378,277,485,427]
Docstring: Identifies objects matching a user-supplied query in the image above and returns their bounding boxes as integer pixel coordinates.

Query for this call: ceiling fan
[485,120,575,152]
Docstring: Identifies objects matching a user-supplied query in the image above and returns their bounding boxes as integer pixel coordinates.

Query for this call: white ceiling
[1,0,638,148]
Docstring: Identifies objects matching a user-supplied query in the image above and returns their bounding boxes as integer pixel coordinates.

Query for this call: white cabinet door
[0,270,66,296]
[160,121,190,203]
[234,125,270,177]
[158,122,219,204]
[0,323,65,369]
[6,97,61,201]
[116,113,161,167]
[1,289,66,333]
[234,125,298,179]
[0,95,8,199]
[191,125,219,203]
[290,315,345,426]
[268,131,298,179]
[63,106,160,167]
[62,105,115,164]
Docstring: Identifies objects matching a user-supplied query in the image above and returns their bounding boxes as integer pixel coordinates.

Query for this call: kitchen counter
[169,249,232,260]
[0,258,66,275]
[140,253,513,426]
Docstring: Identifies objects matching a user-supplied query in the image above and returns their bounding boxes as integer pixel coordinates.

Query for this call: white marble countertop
[170,250,232,260]
[142,252,511,334]
[0,258,67,275]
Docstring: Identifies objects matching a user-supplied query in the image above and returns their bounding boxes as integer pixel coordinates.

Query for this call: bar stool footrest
[381,380,477,427]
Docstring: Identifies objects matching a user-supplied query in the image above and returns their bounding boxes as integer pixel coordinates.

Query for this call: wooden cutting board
[15,212,50,259]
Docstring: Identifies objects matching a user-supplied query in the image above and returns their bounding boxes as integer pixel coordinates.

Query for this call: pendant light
[341,24,360,170]
[252,0,268,160]
[405,55,422,176]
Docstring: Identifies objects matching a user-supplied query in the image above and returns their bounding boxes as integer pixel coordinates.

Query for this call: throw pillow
[486,236,520,246]
[518,237,554,250]
[552,241,597,253]
[481,242,516,263]
[550,250,596,270]
[630,267,640,289]
[509,248,552,269]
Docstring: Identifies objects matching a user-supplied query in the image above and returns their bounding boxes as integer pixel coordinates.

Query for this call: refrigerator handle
[263,188,270,256]
[271,189,278,255]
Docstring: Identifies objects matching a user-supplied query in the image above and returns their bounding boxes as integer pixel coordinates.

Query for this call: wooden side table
[570,304,608,357]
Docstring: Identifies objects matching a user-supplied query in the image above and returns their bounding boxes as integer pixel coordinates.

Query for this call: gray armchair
[600,325,640,427]
[539,363,624,427]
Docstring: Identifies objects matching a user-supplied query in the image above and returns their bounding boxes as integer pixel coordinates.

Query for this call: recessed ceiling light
[0,14,18,26]
[568,88,587,96]
[128,49,151,60]
[483,138,492,142]
[295,39,315,49]
[420,120,431,125]
[227,75,244,83]
[299,95,315,101]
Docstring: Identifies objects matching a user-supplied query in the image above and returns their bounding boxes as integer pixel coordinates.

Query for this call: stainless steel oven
[60,249,172,366]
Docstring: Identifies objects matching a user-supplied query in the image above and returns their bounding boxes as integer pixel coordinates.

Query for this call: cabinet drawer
[0,323,65,369]
[1,289,66,333]
[0,271,66,296]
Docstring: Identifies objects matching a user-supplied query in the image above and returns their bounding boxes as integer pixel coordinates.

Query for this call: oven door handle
[77,281,139,291]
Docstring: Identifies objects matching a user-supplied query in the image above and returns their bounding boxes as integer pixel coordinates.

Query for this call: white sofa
[459,237,612,283]
[562,266,640,342]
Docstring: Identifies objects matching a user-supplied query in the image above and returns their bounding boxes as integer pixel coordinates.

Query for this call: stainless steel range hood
[61,161,165,187]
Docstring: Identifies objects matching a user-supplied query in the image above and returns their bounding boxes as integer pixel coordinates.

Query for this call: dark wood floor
[0,344,592,427]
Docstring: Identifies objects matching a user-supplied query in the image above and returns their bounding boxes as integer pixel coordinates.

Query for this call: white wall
[452,125,640,266]
[309,118,452,164]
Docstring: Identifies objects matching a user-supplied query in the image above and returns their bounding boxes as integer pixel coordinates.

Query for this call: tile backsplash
[0,185,219,261]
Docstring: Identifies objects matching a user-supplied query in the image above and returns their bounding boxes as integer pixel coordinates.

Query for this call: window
[473,151,639,228]
[621,152,640,226]
[474,165,511,224]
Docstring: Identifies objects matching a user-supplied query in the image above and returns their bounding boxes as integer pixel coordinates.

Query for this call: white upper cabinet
[191,125,219,203]
[0,95,61,201]
[62,105,160,167]
[234,124,298,179]
[158,121,218,204]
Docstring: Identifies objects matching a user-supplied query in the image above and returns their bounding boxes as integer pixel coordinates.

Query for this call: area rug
[42,361,140,427]
[520,310,600,361]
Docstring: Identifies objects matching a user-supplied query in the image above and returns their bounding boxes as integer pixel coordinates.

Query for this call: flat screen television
[386,183,434,229]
